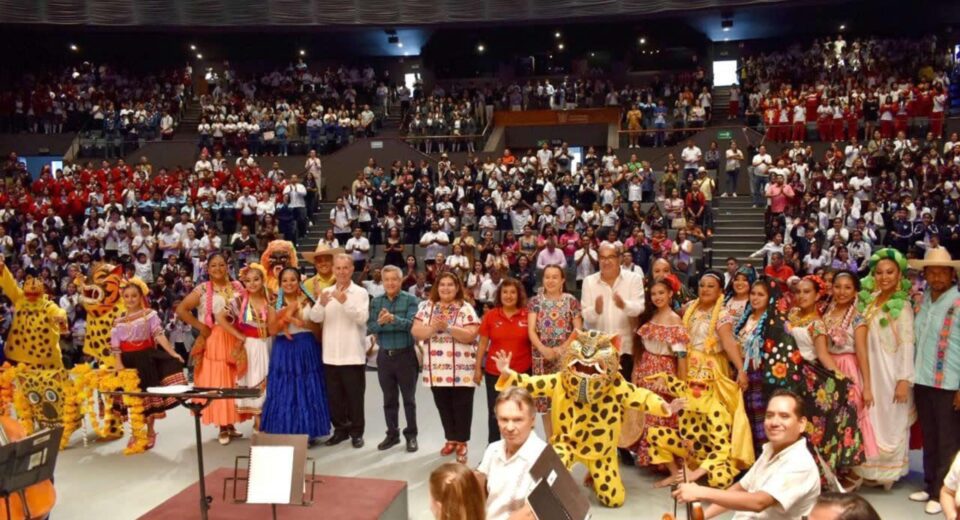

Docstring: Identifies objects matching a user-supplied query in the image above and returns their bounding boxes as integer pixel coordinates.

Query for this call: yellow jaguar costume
[0,264,66,369]
[497,330,670,507]
[0,364,81,449]
[74,263,125,369]
[645,354,754,488]
[260,240,298,294]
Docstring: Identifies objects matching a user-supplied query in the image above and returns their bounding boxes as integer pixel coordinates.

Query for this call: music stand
[106,386,261,520]
[0,427,63,520]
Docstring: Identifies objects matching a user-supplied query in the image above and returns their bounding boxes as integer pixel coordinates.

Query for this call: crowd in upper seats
[739,34,954,142]
[196,60,385,156]
[0,61,188,138]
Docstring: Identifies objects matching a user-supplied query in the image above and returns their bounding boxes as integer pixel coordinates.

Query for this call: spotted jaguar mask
[560,330,622,404]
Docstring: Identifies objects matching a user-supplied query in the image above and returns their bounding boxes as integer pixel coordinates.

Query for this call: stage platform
[137,468,407,520]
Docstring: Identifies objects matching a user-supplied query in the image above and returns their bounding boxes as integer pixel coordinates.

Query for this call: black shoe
[405,436,419,452]
[351,437,365,449]
[378,436,401,451]
[324,432,349,446]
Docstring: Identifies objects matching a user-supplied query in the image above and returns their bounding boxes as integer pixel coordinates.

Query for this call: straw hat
[302,243,345,263]
[907,247,960,273]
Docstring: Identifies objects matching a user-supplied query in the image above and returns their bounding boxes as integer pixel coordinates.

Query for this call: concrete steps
[711,196,767,270]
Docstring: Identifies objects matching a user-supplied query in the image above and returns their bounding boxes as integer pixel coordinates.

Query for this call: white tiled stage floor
[54,371,926,519]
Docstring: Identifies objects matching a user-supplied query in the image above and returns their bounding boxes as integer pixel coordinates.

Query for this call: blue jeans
[725,170,739,195]
[752,175,768,206]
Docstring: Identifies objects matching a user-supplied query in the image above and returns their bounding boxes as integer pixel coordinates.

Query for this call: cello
[662,465,704,520]
[0,416,56,520]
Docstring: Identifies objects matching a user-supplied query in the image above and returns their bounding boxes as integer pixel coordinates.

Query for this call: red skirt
[629,351,679,466]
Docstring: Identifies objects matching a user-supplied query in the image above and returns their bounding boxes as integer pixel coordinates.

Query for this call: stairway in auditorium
[711,196,766,268]
[711,86,731,121]
[179,102,203,129]
[296,201,338,275]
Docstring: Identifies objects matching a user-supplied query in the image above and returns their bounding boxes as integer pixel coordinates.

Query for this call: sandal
[218,430,231,445]
[440,441,456,456]
[455,442,468,464]
[146,433,158,450]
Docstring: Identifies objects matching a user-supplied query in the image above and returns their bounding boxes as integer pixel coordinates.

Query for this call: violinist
[673,390,820,520]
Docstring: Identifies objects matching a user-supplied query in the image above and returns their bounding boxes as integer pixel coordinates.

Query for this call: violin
[662,465,704,520]
[0,417,56,520]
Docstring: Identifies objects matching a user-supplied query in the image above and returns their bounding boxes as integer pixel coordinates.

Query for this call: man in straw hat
[303,243,345,298]
[907,247,960,515]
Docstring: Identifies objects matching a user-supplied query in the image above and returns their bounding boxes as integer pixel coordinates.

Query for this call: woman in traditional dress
[854,249,915,489]
[682,270,746,386]
[650,257,694,311]
[527,265,581,439]
[631,274,688,466]
[411,272,480,464]
[112,277,186,450]
[724,266,754,324]
[218,263,273,430]
[733,278,778,453]
[177,253,246,445]
[260,267,331,441]
[785,275,864,478]
[823,270,877,485]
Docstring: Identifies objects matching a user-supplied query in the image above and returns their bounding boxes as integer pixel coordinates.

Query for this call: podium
[106,386,261,520]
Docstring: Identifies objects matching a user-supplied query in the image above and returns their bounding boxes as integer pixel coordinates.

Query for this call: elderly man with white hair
[310,253,370,448]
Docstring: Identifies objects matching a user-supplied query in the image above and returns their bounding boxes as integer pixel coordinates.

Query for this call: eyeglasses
[599,255,618,261]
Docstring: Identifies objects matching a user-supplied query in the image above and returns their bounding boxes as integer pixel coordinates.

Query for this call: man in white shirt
[345,226,371,274]
[237,186,258,231]
[751,145,773,208]
[674,390,820,520]
[475,386,545,520]
[305,150,323,198]
[283,174,308,239]
[419,221,450,265]
[309,254,370,448]
[681,140,703,178]
[581,243,645,379]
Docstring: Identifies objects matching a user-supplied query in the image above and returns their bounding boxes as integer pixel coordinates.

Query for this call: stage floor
[53,371,929,519]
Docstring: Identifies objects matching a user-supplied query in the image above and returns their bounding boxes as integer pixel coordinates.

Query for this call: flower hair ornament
[801,274,829,301]
[857,248,911,327]
[661,273,682,294]
[121,277,151,308]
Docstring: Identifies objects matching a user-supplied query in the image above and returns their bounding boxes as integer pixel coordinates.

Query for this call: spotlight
[69,44,78,52]
[477,44,485,53]
[557,43,564,50]
[549,54,554,59]
[555,31,561,38]
[189,44,196,51]
[839,24,846,31]
[299,49,306,56]
[721,20,733,31]
[639,37,646,45]
[590,52,595,57]
[196,53,203,59]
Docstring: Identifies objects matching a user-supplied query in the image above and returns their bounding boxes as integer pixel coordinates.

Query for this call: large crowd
[1,31,960,520]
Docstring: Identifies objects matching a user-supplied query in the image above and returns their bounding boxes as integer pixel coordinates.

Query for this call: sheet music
[246,445,294,504]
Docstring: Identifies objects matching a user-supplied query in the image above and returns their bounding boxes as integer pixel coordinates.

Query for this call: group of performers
[628,247,935,497]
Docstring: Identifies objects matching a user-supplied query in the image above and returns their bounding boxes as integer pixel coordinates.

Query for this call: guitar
[0,416,56,520]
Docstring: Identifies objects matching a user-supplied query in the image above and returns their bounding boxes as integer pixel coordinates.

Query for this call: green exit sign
[717,130,733,140]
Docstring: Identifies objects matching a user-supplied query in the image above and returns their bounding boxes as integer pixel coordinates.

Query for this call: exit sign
[717,130,733,140]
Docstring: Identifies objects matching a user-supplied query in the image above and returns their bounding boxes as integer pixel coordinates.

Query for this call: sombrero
[302,243,346,263]
[907,247,960,273]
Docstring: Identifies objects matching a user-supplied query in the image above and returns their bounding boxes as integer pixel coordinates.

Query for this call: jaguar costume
[645,354,754,488]
[0,263,66,369]
[74,262,125,369]
[497,330,670,507]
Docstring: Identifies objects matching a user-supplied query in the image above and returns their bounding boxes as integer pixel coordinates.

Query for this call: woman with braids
[259,267,331,440]
[823,271,877,474]
[723,266,755,327]
[854,248,915,489]
[177,252,246,445]
[733,278,778,453]
[785,275,864,481]
[630,274,688,466]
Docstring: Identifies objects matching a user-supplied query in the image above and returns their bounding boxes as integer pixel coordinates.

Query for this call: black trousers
[484,372,501,443]
[619,353,634,381]
[915,384,960,496]
[432,386,474,443]
[377,347,419,438]
[325,364,366,438]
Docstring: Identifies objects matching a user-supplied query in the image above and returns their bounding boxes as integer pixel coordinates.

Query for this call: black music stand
[0,426,63,520]
[106,386,261,520]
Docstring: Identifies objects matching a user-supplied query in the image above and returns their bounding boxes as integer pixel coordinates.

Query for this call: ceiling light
[477,44,485,53]
[196,54,203,59]
[549,54,554,59]
[557,43,564,50]
[639,37,646,45]
[590,52,595,57]
[189,44,196,51]
[69,44,78,52]
[555,31,561,38]
[299,49,306,56]
[839,24,846,31]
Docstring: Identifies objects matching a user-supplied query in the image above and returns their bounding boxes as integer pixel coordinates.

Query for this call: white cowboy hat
[302,243,346,263]
[907,247,960,272]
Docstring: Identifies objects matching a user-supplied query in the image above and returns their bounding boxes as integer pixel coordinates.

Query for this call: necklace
[787,308,820,328]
